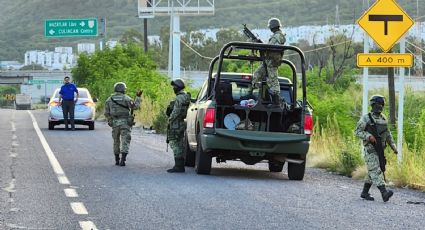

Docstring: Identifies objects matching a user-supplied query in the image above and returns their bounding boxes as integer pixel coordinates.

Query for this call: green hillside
[0,0,422,60]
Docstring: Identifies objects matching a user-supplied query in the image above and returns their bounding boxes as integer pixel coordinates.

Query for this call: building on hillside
[55,47,73,55]
[24,47,75,70]
[107,40,118,49]
[0,61,24,70]
[78,43,96,54]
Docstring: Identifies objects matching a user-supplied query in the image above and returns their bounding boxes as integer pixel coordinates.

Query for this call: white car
[48,87,97,130]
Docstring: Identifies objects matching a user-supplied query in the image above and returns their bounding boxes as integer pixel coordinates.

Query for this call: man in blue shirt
[59,76,79,130]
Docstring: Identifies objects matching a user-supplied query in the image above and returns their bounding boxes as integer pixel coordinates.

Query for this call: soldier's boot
[360,183,374,201]
[378,185,393,202]
[167,158,185,173]
[119,153,127,166]
[114,155,120,166]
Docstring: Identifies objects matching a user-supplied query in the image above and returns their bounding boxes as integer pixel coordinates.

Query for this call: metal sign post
[397,37,406,162]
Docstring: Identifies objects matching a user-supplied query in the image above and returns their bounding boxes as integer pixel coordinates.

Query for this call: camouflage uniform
[355,112,395,187]
[168,91,191,159]
[104,92,141,165]
[252,30,286,95]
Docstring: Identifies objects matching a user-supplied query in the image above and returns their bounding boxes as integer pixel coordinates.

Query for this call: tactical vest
[369,113,389,148]
[109,94,131,118]
[179,93,191,120]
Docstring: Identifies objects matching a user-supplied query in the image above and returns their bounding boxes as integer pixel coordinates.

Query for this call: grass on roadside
[309,114,425,191]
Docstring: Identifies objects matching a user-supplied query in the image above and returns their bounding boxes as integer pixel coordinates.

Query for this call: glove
[368,135,377,144]
[391,144,398,154]
[107,120,113,127]
[136,90,143,97]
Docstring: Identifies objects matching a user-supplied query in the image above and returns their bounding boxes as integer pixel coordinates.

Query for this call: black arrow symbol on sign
[369,15,403,35]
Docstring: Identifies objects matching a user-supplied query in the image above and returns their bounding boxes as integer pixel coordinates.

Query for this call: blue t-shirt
[59,83,78,100]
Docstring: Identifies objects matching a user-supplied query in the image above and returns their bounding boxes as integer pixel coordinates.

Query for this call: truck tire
[184,133,195,167]
[268,161,284,172]
[88,122,95,130]
[48,122,54,130]
[195,133,212,175]
[288,161,306,180]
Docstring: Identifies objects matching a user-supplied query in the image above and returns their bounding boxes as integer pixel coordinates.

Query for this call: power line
[406,47,425,65]
[406,40,425,53]
[180,35,353,62]
[180,38,214,60]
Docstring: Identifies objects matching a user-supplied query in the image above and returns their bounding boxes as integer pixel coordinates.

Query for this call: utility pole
[415,0,423,77]
[144,18,148,52]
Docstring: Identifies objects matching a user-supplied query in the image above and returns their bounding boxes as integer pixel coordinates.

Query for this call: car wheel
[195,133,212,175]
[288,160,306,180]
[184,133,195,167]
[268,160,284,172]
[88,122,95,130]
[48,122,54,130]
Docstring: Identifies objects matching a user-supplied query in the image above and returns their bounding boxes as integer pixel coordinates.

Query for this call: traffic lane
[0,109,14,230]
[32,110,425,229]
[0,109,79,229]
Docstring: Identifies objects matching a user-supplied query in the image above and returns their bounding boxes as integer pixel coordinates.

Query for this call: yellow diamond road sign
[357,0,414,53]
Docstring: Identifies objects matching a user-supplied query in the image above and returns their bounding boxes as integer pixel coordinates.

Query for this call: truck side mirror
[92,97,98,103]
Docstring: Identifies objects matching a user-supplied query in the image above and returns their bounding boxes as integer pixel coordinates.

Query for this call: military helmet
[114,82,127,93]
[171,79,185,90]
[268,18,282,30]
[369,95,385,106]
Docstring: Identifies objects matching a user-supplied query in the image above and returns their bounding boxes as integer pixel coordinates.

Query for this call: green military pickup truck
[184,42,312,180]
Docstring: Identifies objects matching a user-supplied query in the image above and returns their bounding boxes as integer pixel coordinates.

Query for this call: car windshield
[53,89,89,99]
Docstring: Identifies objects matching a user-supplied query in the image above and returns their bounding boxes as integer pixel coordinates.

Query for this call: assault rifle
[243,24,263,43]
[365,113,387,173]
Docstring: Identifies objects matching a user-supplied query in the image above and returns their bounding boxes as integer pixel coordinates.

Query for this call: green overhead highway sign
[28,80,45,84]
[45,18,98,38]
[28,80,63,84]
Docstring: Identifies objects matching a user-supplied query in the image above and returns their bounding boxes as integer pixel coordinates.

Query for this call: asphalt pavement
[1,109,424,230]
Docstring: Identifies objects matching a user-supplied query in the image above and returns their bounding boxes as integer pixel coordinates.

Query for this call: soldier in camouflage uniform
[355,95,398,202]
[104,82,142,166]
[251,17,286,106]
[166,79,191,173]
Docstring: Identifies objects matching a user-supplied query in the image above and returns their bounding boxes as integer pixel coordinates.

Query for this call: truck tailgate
[215,129,309,143]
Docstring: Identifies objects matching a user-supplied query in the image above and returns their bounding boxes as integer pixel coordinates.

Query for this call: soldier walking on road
[251,17,286,106]
[355,95,398,202]
[166,79,191,173]
[104,82,142,166]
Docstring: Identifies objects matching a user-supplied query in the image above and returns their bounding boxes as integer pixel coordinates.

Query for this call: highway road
[1,109,424,230]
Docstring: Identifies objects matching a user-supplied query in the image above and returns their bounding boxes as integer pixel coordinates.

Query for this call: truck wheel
[288,161,306,180]
[88,122,95,130]
[195,133,212,175]
[268,161,284,172]
[184,133,195,167]
[48,122,54,130]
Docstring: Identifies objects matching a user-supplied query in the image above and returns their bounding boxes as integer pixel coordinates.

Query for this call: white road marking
[64,188,79,198]
[28,111,70,185]
[79,221,98,230]
[71,202,88,215]
[2,178,16,193]
[28,111,97,229]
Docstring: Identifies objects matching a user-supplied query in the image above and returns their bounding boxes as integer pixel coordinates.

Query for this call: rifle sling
[110,97,130,110]
[111,97,134,116]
